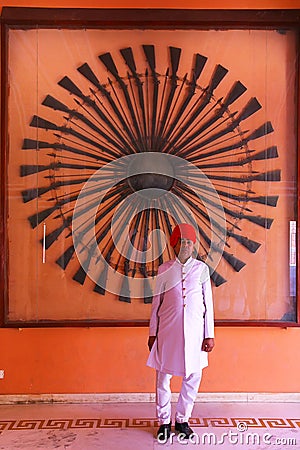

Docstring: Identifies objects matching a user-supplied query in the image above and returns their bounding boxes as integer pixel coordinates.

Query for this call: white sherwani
[147,257,214,377]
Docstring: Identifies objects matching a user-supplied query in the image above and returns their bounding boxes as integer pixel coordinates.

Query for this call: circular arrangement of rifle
[21,45,280,302]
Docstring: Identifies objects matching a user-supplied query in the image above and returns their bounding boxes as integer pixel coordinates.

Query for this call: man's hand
[148,336,156,351]
[202,338,215,352]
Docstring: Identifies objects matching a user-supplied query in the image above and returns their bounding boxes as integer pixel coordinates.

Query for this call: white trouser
[156,370,202,425]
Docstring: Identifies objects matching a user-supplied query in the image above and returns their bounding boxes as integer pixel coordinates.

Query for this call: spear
[21,173,89,203]
[118,207,145,302]
[57,76,132,154]
[187,98,260,154]
[177,97,261,159]
[142,45,159,150]
[108,197,141,301]
[120,47,147,140]
[115,203,143,303]
[98,52,144,150]
[153,206,164,266]
[28,115,121,159]
[173,81,248,156]
[77,62,138,153]
[94,199,142,298]
[174,180,241,234]
[22,137,112,164]
[42,94,126,157]
[72,184,132,241]
[174,182,275,232]
[154,68,169,149]
[21,162,125,202]
[28,179,127,228]
[177,144,279,210]
[139,206,153,303]
[74,188,133,287]
[180,175,279,209]
[21,160,102,177]
[41,184,130,253]
[195,145,278,170]
[161,53,208,148]
[159,209,174,262]
[156,46,181,143]
[200,169,281,185]
[158,73,188,153]
[187,121,274,162]
[164,64,228,154]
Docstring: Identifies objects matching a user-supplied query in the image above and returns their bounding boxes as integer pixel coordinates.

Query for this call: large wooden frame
[1,7,299,327]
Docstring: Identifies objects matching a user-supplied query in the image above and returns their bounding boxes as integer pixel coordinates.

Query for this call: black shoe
[157,422,171,442]
[175,421,193,439]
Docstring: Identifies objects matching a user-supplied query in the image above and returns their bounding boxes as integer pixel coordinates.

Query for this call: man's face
[174,238,194,262]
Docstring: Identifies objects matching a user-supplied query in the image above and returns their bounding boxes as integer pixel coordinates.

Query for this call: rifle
[156,46,181,145]
[57,76,132,155]
[160,53,208,150]
[28,115,121,160]
[22,137,112,165]
[175,96,260,159]
[139,206,153,303]
[27,176,127,228]
[74,187,133,287]
[120,47,147,142]
[77,62,138,154]
[43,184,129,252]
[170,81,247,156]
[118,208,144,302]
[42,94,126,157]
[187,121,274,162]
[142,45,159,150]
[98,52,144,151]
[163,64,228,154]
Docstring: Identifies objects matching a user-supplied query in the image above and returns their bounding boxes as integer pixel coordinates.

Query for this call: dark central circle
[128,173,174,192]
[126,153,175,198]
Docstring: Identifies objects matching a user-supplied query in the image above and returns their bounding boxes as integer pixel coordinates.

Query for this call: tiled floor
[0,401,299,449]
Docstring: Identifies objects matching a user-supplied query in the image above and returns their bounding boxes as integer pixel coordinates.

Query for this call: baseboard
[0,392,299,405]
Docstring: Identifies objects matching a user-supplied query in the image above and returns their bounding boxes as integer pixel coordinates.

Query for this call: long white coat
[147,257,214,377]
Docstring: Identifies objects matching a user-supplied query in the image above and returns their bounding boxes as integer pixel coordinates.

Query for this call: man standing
[147,223,215,442]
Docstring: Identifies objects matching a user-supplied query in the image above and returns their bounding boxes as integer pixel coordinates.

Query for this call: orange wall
[1,0,300,396]
[0,326,300,394]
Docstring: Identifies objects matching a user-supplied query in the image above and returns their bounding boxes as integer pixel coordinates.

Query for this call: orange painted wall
[0,326,300,394]
[1,0,300,396]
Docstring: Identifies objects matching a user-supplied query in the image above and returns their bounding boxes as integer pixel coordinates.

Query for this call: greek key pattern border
[0,417,299,434]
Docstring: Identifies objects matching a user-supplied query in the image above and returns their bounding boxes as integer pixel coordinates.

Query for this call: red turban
[170,223,196,247]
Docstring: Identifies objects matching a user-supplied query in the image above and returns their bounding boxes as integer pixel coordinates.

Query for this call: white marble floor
[0,401,299,449]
